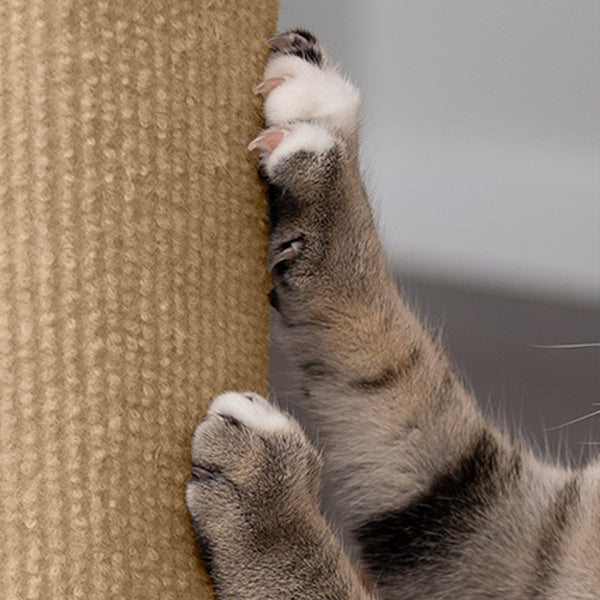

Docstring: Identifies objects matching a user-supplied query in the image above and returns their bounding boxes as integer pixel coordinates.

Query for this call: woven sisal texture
[0,1,278,598]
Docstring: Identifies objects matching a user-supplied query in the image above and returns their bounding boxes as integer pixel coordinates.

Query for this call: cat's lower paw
[256,28,360,135]
[185,392,322,577]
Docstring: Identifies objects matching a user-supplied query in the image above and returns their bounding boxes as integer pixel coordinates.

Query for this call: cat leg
[185,392,372,600]
[255,30,574,598]
[255,26,491,541]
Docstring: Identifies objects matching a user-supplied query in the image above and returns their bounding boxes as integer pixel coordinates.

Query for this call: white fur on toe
[207,392,291,433]
[261,122,335,178]
[262,54,360,133]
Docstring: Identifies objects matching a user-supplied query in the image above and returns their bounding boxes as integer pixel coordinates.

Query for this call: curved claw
[253,76,289,96]
[268,239,304,273]
[247,128,289,153]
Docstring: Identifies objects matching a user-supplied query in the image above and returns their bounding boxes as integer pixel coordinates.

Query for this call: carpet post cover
[0,0,278,597]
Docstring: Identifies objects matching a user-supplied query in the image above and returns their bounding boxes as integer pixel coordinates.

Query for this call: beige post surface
[0,1,278,597]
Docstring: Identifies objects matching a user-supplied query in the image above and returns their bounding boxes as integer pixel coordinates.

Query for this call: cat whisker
[530,342,600,349]
[543,408,600,432]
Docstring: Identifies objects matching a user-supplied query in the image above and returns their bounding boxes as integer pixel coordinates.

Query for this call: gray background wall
[270,1,600,462]
[278,0,599,305]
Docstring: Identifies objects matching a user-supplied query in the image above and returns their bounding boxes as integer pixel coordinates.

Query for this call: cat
[185,29,600,599]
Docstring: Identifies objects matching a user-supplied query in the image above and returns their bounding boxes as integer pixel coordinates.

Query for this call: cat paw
[257,29,360,134]
[249,31,363,303]
[185,392,322,576]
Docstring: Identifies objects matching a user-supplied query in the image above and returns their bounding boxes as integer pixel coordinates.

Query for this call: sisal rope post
[0,1,278,597]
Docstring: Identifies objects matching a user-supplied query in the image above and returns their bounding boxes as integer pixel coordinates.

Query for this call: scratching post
[0,1,278,597]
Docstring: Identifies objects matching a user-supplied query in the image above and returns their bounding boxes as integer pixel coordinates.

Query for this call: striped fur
[186,30,600,599]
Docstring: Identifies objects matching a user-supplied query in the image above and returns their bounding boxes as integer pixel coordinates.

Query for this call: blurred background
[270,0,600,463]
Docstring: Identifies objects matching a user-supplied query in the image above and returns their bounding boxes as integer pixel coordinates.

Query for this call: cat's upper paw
[249,31,366,312]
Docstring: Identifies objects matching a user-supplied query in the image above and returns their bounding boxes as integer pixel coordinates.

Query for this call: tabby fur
[186,30,600,599]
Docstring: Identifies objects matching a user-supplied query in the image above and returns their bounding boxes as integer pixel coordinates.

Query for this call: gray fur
[186,30,600,599]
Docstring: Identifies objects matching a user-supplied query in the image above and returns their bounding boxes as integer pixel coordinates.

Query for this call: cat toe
[206,391,292,434]
[251,122,337,180]
[258,31,360,134]
[266,29,326,67]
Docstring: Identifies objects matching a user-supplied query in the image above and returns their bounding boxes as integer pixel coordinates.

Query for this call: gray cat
[186,30,600,599]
